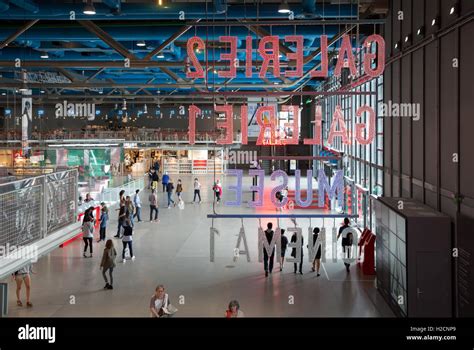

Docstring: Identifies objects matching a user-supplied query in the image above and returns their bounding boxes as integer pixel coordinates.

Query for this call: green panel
[86,149,111,177]
[67,149,84,167]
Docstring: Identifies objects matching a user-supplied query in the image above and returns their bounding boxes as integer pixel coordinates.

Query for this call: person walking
[161,172,170,192]
[82,215,94,258]
[125,196,135,227]
[213,179,223,203]
[149,189,159,222]
[176,179,183,202]
[114,190,126,238]
[13,264,33,307]
[121,218,135,263]
[133,189,142,223]
[279,229,288,271]
[97,205,109,242]
[147,167,153,189]
[291,231,303,274]
[151,170,159,191]
[193,178,202,203]
[310,227,322,276]
[263,222,275,277]
[166,179,175,208]
[100,239,117,290]
[337,217,353,272]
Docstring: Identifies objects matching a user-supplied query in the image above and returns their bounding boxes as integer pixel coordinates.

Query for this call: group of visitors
[261,217,353,277]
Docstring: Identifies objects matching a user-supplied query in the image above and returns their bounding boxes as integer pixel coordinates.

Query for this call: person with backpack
[133,189,142,223]
[166,179,175,208]
[100,239,117,290]
[161,172,170,192]
[121,218,135,263]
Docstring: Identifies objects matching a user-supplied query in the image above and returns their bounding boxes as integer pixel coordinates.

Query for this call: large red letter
[240,104,248,145]
[310,35,328,78]
[186,36,205,79]
[281,105,299,145]
[363,34,385,78]
[304,105,322,145]
[188,105,200,144]
[328,105,350,145]
[355,105,376,145]
[258,36,280,78]
[216,105,234,145]
[218,36,237,78]
[256,105,276,145]
[284,35,303,78]
[334,35,357,77]
[245,36,253,78]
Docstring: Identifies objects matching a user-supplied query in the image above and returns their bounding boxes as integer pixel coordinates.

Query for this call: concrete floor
[3,174,394,317]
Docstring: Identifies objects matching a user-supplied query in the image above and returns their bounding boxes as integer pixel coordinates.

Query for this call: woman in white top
[82,218,94,258]
[225,300,244,318]
[150,285,171,318]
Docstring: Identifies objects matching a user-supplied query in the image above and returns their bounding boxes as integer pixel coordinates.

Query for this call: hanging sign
[186,34,385,79]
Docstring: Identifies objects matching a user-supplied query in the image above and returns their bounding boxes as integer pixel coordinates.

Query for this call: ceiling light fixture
[404,35,410,43]
[450,4,458,15]
[278,1,290,14]
[156,54,165,58]
[431,17,439,27]
[137,40,146,47]
[83,0,96,15]
[40,52,49,59]
[417,26,424,36]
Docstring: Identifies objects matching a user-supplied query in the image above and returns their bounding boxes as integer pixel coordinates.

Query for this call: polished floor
[3,174,394,317]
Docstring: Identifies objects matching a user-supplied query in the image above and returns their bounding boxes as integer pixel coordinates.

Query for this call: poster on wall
[247,97,278,138]
[21,92,32,154]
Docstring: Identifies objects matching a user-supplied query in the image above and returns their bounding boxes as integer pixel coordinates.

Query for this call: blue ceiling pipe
[0,3,357,20]
[9,0,39,13]
[6,25,341,41]
[0,0,9,12]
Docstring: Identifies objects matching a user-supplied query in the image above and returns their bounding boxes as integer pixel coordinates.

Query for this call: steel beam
[77,20,137,60]
[0,19,39,50]
[144,19,201,61]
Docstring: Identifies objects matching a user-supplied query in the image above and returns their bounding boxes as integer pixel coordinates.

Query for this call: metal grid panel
[0,185,42,248]
[46,175,77,235]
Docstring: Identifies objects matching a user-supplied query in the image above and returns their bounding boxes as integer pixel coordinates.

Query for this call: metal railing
[78,176,145,212]
[0,169,78,249]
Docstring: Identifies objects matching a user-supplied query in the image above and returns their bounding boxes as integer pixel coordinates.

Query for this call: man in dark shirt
[263,222,275,277]
[280,229,288,271]
[337,217,352,272]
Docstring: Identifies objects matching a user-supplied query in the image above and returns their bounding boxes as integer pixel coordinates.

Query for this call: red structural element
[286,189,330,210]
[346,185,352,215]
[60,206,100,248]
[357,228,376,275]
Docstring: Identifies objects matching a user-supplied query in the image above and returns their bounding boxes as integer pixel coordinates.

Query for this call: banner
[21,91,32,154]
